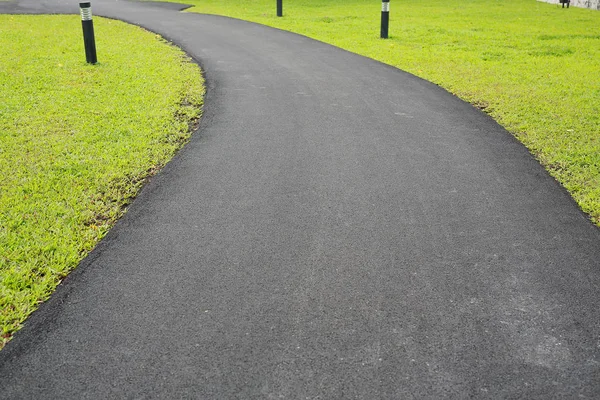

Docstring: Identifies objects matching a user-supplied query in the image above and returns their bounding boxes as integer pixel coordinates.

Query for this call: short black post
[277,0,283,17]
[381,0,390,39]
[80,2,97,64]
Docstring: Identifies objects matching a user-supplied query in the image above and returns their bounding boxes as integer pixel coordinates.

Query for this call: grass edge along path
[0,15,205,349]
[177,0,600,227]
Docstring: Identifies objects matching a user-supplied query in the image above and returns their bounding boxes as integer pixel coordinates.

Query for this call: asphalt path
[1,0,600,398]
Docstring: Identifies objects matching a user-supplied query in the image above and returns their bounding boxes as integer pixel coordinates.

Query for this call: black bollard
[381,0,390,39]
[277,0,283,17]
[80,2,97,64]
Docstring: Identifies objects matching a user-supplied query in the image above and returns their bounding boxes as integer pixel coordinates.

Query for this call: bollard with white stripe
[381,0,390,39]
[80,2,97,64]
[277,0,283,17]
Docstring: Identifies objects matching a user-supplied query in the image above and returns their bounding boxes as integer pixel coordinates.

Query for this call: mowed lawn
[178,0,600,225]
[0,15,204,348]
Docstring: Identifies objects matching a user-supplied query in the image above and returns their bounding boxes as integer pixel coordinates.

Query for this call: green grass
[175,0,600,226]
[0,15,204,348]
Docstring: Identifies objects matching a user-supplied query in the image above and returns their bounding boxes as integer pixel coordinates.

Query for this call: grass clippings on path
[176,0,600,226]
[0,15,204,348]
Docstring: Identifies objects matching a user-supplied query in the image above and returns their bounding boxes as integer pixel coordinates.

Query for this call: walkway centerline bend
[1,0,599,397]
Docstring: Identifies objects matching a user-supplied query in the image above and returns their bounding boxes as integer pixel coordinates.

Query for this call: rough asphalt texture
[1,0,600,398]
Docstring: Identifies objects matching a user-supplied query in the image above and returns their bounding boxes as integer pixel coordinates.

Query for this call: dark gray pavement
[1,0,600,398]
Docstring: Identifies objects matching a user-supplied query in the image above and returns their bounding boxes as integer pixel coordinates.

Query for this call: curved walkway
[1,0,600,397]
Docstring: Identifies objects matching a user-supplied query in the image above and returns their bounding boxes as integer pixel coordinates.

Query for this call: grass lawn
[175,0,600,226]
[0,15,204,348]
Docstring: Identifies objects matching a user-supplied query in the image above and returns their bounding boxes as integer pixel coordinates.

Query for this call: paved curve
[1,0,600,398]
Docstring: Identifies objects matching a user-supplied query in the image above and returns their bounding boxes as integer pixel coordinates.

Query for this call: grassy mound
[0,15,204,348]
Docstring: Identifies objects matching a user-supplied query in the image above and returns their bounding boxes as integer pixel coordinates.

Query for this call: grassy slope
[178,0,599,225]
[0,15,204,347]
